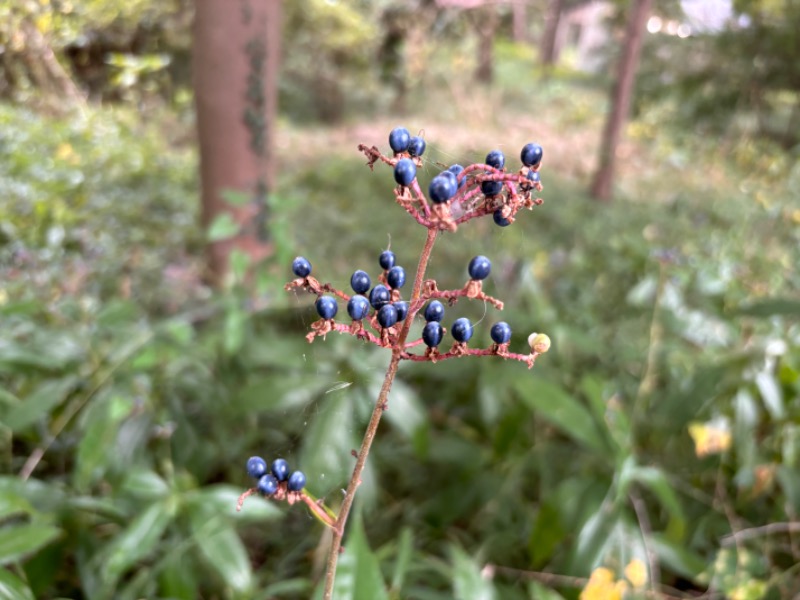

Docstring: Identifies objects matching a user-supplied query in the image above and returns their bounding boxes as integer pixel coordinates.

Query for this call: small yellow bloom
[688,420,731,457]
[624,558,648,588]
[580,567,628,600]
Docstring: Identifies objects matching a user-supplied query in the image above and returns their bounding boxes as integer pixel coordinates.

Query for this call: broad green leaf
[74,395,126,491]
[755,371,784,419]
[381,379,426,439]
[0,388,19,411]
[648,534,706,579]
[119,469,170,500]
[0,567,35,600]
[450,544,495,600]
[301,393,355,493]
[332,514,389,600]
[625,464,686,541]
[158,552,198,600]
[390,527,414,593]
[186,485,281,521]
[528,501,565,568]
[207,212,240,241]
[223,304,247,355]
[0,524,61,565]
[2,377,78,432]
[190,514,253,595]
[514,378,609,454]
[736,298,800,317]
[0,491,33,521]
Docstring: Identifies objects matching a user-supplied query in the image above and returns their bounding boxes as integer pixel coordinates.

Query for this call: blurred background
[1,1,799,599]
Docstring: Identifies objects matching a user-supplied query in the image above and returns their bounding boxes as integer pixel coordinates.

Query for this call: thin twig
[720,522,800,546]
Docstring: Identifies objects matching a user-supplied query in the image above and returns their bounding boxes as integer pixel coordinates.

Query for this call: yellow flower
[580,567,629,600]
[688,420,731,457]
[624,558,648,588]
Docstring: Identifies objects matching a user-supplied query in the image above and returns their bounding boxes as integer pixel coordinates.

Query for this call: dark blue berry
[490,321,512,344]
[481,179,503,196]
[369,284,391,309]
[257,474,279,496]
[389,127,411,153]
[287,470,306,492]
[351,270,371,294]
[520,143,543,167]
[292,256,312,278]
[377,304,398,328]
[347,295,370,320]
[527,170,541,183]
[448,164,466,188]
[271,458,290,482]
[424,300,445,322]
[468,255,492,280]
[246,456,268,479]
[394,158,417,186]
[387,266,406,289]
[451,317,473,343]
[493,209,511,227]
[316,296,338,320]
[485,150,505,170]
[394,301,409,321]
[422,321,444,347]
[379,251,396,270]
[408,136,426,157]
[429,174,457,204]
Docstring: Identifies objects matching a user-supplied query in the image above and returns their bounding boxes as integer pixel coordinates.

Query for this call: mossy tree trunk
[193,0,281,285]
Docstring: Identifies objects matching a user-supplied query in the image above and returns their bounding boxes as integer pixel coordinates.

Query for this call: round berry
[481,179,503,196]
[257,474,279,496]
[387,265,406,289]
[527,170,541,183]
[520,143,543,167]
[315,296,338,320]
[490,321,512,344]
[287,470,306,492]
[408,136,426,157]
[493,209,511,227]
[271,458,290,482]
[468,255,492,280]
[424,300,445,322]
[377,304,398,328]
[350,270,371,294]
[485,150,505,170]
[429,174,457,204]
[451,317,473,343]
[369,284,391,309]
[389,127,411,153]
[422,321,444,347]
[394,158,417,186]
[246,456,268,479]
[292,256,312,278]
[379,250,396,270]
[394,301,409,322]
[347,295,370,320]
[448,164,466,188]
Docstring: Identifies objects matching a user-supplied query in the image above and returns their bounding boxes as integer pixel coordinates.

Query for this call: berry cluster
[360,126,544,232]
[246,456,306,497]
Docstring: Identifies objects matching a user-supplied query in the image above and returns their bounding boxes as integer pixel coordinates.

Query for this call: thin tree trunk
[194,0,281,285]
[589,0,653,201]
[18,17,84,105]
[474,6,498,84]
[539,0,564,66]
[512,2,528,43]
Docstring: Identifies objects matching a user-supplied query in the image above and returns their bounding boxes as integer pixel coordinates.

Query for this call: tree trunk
[474,6,498,84]
[589,0,652,201]
[512,2,528,43]
[539,0,565,66]
[193,0,281,286]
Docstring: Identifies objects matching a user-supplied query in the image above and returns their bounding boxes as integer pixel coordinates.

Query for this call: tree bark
[474,6,498,84]
[589,0,653,201]
[193,0,281,285]
[512,2,528,43]
[539,0,565,66]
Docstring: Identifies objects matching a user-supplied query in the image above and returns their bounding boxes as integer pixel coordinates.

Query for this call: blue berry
[394,158,417,186]
[369,284,391,309]
[451,317,473,343]
[520,143,543,167]
[493,209,511,227]
[408,136,426,157]
[377,304,398,328]
[394,301,409,321]
[351,270,371,294]
[292,256,312,278]
[424,300,445,322]
[379,250,396,270]
[389,127,411,153]
[287,470,306,492]
[429,173,457,204]
[447,164,466,188]
[347,295,370,320]
[527,170,540,183]
[422,321,444,347]
[387,265,406,289]
[271,458,290,482]
[468,255,492,280]
[257,474,279,496]
[316,296,338,320]
[485,150,505,170]
[246,456,268,479]
[481,179,503,196]
[490,321,512,344]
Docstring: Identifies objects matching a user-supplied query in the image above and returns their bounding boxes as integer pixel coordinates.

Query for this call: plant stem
[322,227,438,599]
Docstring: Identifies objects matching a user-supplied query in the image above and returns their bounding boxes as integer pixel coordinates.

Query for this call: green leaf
[648,534,706,579]
[514,378,609,454]
[450,544,495,600]
[207,212,240,242]
[618,460,686,541]
[119,469,170,501]
[0,567,35,600]
[332,514,389,600]
[221,189,252,206]
[736,298,800,317]
[301,393,355,492]
[382,379,426,439]
[190,514,253,595]
[2,377,77,433]
[186,485,281,522]
[528,582,566,600]
[755,371,784,419]
[528,500,565,568]
[158,551,198,600]
[390,527,414,593]
[0,523,61,565]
